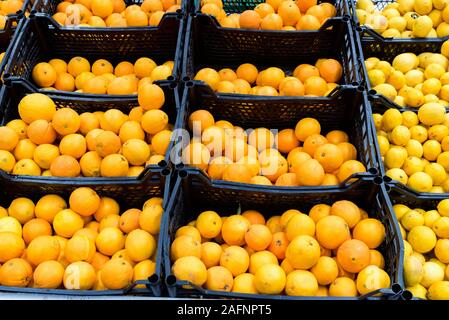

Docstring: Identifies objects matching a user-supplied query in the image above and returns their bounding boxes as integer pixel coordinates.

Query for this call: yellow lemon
[407,172,433,192]
[407,225,437,253]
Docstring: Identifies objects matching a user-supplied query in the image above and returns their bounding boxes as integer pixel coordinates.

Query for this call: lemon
[425,64,445,80]
[398,0,415,14]
[424,54,449,69]
[404,255,424,287]
[429,9,443,27]
[401,30,413,38]
[441,39,449,58]
[368,69,386,87]
[407,283,427,299]
[430,186,444,193]
[383,8,400,19]
[418,52,434,68]
[382,29,401,38]
[424,210,441,227]
[414,0,433,15]
[442,136,449,151]
[403,87,424,107]
[435,239,449,263]
[433,0,448,10]
[356,9,368,24]
[432,216,449,238]
[426,28,437,38]
[386,168,408,184]
[390,125,411,146]
[424,94,440,103]
[424,163,447,185]
[372,113,383,130]
[385,147,408,168]
[423,140,442,161]
[407,172,434,192]
[402,111,419,128]
[378,130,388,137]
[415,208,426,214]
[375,61,394,77]
[386,71,405,90]
[388,16,407,32]
[440,99,449,106]
[410,251,426,265]
[394,204,410,220]
[368,14,389,33]
[439,84,449,100]
[421,261,445,288]
[437,199,449,217]
[404,12,420,30]
[406,139,423,157]
[437,153,449,174]
[393,53,419,74]
[357,0,375,11]
[422,79,442,96]
[440,73,449,85]
[394,95,406,106]
[377,135,390,156]
[429,258,447,273]
[399,223,407,239]
[414,83,423,91]
[405,69,424,87]
[382,108,402,131]
[428,281,449,300]
[409,126,428,144]
[374,83,397,100]
[413,15,433,37]
[404,240,413,257]
[401,210,425,230]
[428,125,449,142]
[403,156,425,176]
[408,225,437,253]
[365,57,380,71]
[418,102,446,125]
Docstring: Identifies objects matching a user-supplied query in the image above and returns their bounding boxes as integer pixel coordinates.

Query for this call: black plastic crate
[0,81,181,193]
[174,83,379,188]
[2,14,184,97]
[182,13,361,86]
[162,170,404,299]
[0,167,173,296]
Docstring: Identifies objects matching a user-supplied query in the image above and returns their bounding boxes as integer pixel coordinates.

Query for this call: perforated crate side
[162,170,404,299]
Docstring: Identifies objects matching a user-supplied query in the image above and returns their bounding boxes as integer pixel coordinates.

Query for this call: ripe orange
[32,62,57,87]
[293,158,325,186]
[27,235,60,266]
[22,218,52,245]
[337,160,366,182]
[309,204,331,223]
[294,117,321,142]
[318,59,343,83]
[27,120,57,145]
[221,215,251,246]
[91,0,113,18]
[220,245,250,276]
[222,163,253,184]
[69,187,101,217]
[54,73,75,91]
[171,234,201,260]
[254,264,286,295]
[33,260,65,289]
[245,224,272,251]
[268,231,289,260]
[68,57,91,77]
[249,250,278,274]
[296,14,321,30]
[53,209,84,237]
[285,212,315,241]
[330,201,361,229]
[59,134,87,159]
[329,277,357,297]
[294,64,320,83]
[0,126,19,151]
[315,215,350,249]
[200,241,222,268]
[285,235,320,269]
[18,93,57,124]
[65,235,96,263]
[261,13,283,30]
[96,227,125,256]
[63,261,96,290]
[278,1,301,26]
[303,134,328,156]
[236,63,258,85]
[311,256,339,285]
[241,210,265,225]
[314,143,344,173]
[0,232,25,263]
[352,218,386,249]
[338,142,358,162]
[205,266,234,292]
[172,256,207,287]
[337,239,371,273]
[125,229,156,262]
[239,10,261,29]
[0,258,33,287]
[8,198,35,224]
[138,83,165,110]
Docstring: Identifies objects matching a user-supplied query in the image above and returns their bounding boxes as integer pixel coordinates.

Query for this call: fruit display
[193,59,343,96]
[356,0,449,38]
[0,187,162,290]
[180,109,366,186]
[169,200,391,297]
[31,56,174,94]
[393,200,449,299]
[50,0,182,28]
[365,39,449,108]
[372,99,449,193]
[0,0,24,30]
[0,83,173,177]
[199,0,337,30]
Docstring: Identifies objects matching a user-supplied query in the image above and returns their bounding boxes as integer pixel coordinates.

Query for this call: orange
[260,13,283,30]
[294,64,320,83]
[73,228,98,243]
[239,10,261,29]
[188,109,214,133]
[251,175,272,185]
[150,64,171,81]
[254,264,286,294]
[303,134,328,156]
[32,62,57,87]
[278,1,301,26]
[53,209,84,238]
[318,59,343,83]
[13,139,36,161]
[0,126,19,151]
[96,227,125,256]
[67,56,91,77]
[87,16,107,27]
[122,139,150,165]
[207,156,232,180]
[330,200,361,229]
[75,71,95,90]
[294,117,321,142]
[200,242,222,268]
[65,235,96,263]
[100,109,128,133]
[63,261,96,290]
[8,198,35,224]
[106,77,136,95]
[249,250,278,274]
[50,155,81,177]
[0,232,25,262]
[316,215,350,249]
[27,235,60,266]
[54,73,76,91]
[33,260,65,289]
[125,229,156,262]
[7,119,28,140]
[326,130,349,144]
[337,239,371,273]
[248,128,275,152]
[293,158,324,186]
[232,273,258,294]
[141,0,163,13]
[69,187,101,217]
[91,0,113,18]
[22,218,52,245]
[309,204,331,223]
[133,259,156,288]
[245,224,272,251]
[0,258,33,287]
[286,235,320,269]
[256,67,285,89]
[176,226,201,241]
[205,266,234,292]
[126,9,149,26]
[52,12,68,25]
[242,210,265,225]
[35,195,67,223]
[329,277,357,297]
[280,209,300,231]
[0,150,16,173]
[319,2,336,19]
[139,204,163,235]
[201,3,221,17]
[285,270,319,296]
[285,212,315,241]
[83,76,108,94]
[268,231,289,260]
[91,252,110,271]
[337,160,366,182]
[254,3,274,19]
[266,216,282,234]
[134,58,156,79]
[220,245,250,276]
[141,109,169,134]
[279,77,305,96]
[218,68,237,81]
[304,76,328,95]
[194,68,221,90]
[12,159,41,176]
[221,215,251,246]
[352,218,386,249]
[181,142,210,171]
[236,63,258,85]
[196,211,222,239]
[310,256,338,286]
[95,131,121,157]
[314,143,344,173]
[51,108,81,136]
[222,163,253,184]
[172,256,207,287]
[138,83,165,111]
[99,213,120,230]
[79,151,102,177]
[170,235,201,260]
[258,148,288,182]
[59,134,87,159]
[338,142,358,162]
[288,150,311,172]
[114,61,134,77]
[296,0,317,12]
[296,14,321,30]
[119,209,141,233]
[91,59,113,76]
[18,93,57,124]
[27,120,57,145]
[369,250,385,269]
[49,59,67,74]
[224,137,249,162]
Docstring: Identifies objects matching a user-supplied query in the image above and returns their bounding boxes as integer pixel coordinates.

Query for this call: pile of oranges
[181,109,366,186]
[170,201,390,296]
[0,187,162,290]
[194,59,343,96]
[51,0,181,28]
[31,56,173,94]
[200,0,337,31]
[0,83,173,177]
[0,0,24,30]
